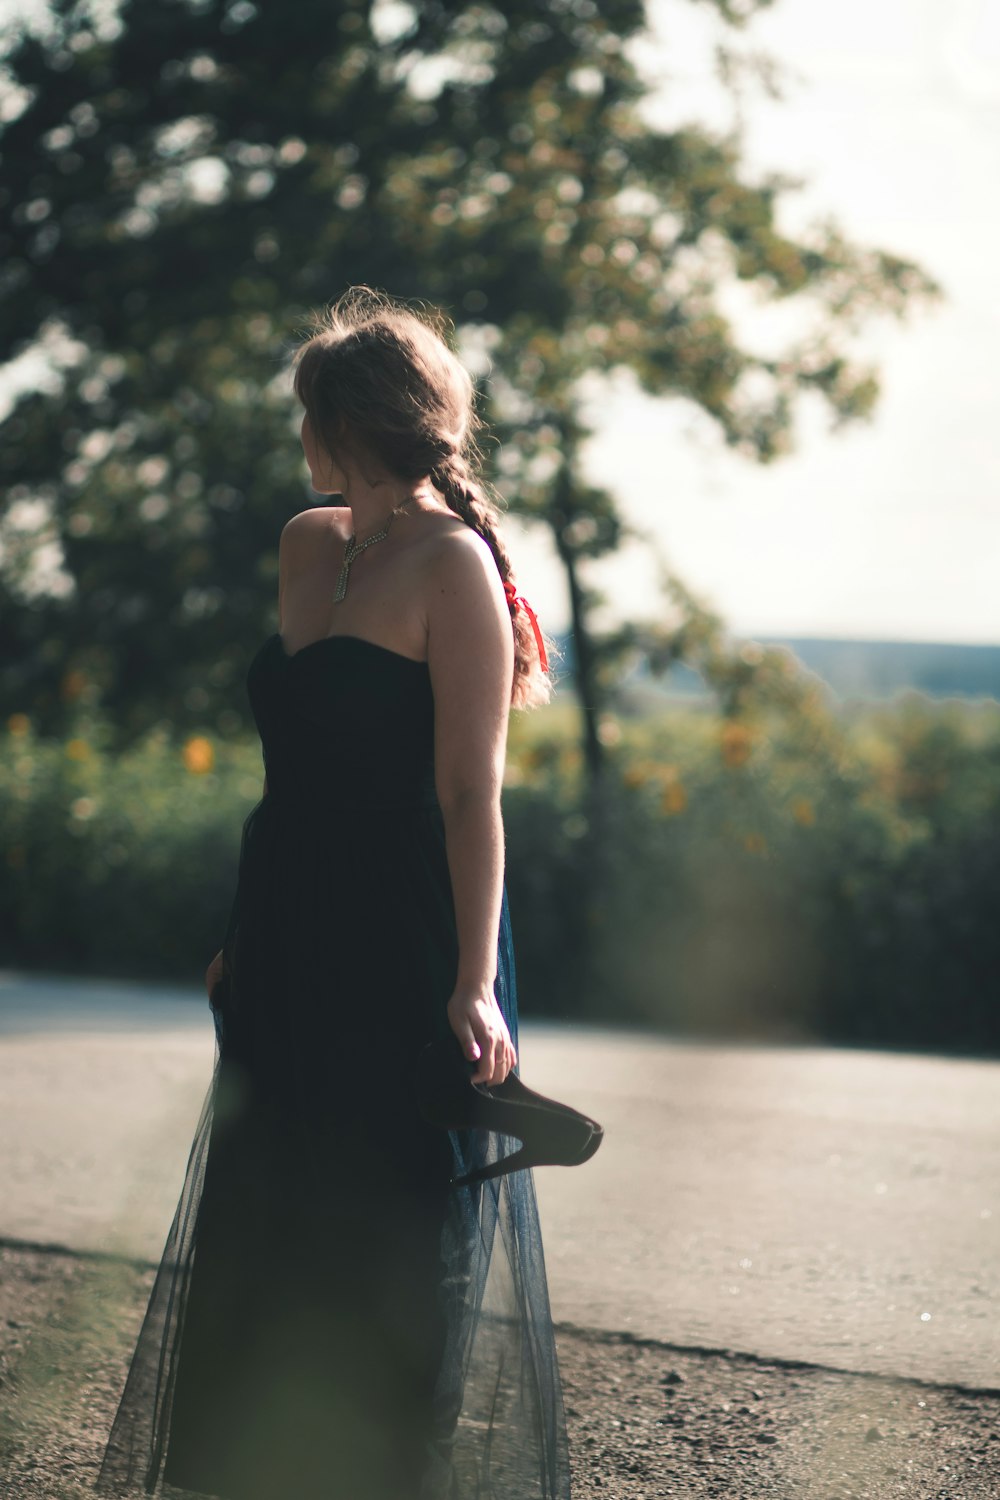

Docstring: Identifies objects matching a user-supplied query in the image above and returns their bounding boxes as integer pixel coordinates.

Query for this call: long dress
[95,631,572,1500]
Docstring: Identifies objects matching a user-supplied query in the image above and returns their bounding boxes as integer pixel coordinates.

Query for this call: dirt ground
[1,1239,998,1500]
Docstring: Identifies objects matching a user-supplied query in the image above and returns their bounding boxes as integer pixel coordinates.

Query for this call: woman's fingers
[468,1026,497,1086]
[447,990,517,1086]
[454,1013,482,1065]
[469,1021,517,1087]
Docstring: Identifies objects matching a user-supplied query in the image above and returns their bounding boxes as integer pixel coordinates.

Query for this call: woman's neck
[345,485,447,542]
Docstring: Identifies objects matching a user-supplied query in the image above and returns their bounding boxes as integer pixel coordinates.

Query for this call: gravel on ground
[1,1239,998,1500]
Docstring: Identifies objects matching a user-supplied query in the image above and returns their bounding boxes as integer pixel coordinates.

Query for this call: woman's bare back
[276,502,470,664]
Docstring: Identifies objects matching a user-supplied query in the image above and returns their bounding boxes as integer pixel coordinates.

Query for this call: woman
[96,287,571,1500]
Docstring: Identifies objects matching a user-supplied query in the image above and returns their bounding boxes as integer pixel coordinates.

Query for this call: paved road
[1,970,997,1389]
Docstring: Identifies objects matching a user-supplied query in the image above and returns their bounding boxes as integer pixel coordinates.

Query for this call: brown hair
[290,286,556,710]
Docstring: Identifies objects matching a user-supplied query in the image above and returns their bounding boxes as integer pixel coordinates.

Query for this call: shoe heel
[452,1113,604,1188]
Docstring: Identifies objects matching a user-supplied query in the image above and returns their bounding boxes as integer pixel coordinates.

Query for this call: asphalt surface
[1,969,997,1390]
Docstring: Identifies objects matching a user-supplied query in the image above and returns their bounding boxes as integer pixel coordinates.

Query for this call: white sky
[507,0,1000,646]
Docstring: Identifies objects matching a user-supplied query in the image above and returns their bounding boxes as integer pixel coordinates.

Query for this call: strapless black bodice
[250,633,440,812]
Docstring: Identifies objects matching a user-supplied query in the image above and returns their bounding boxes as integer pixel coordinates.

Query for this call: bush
[2,691,998,1055]
[1,711,264,980]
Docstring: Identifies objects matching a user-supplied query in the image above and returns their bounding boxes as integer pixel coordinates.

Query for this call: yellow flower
[7,713,30,737]
[623,765,647,789]
[743,832,767,855]
[65,738,92,761]
[183,736,215,774]
[720,721,753,767]
[524,742,558,771]
[660,781,687,815]
[791,796,815,826]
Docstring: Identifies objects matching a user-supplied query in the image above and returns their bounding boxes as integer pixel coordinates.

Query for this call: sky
[506,0,1000,647]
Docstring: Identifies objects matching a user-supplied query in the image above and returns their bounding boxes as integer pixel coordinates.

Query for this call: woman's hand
[205,948,225,1001]
[446,981,517,1087]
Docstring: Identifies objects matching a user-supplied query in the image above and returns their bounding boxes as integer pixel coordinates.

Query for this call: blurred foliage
[1,0,943,771]
[0,706,263,978]
[502,679,1000,1056]
[4,667,998,1055]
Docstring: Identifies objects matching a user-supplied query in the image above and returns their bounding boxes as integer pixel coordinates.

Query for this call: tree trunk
[550,476,605,787]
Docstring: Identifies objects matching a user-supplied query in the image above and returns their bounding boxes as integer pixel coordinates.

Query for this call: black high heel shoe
[413,1033,604,1189]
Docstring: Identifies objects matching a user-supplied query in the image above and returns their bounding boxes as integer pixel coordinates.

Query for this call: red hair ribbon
[504,579,549,672]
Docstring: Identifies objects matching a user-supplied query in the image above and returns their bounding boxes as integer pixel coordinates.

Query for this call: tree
[0,0,942,756]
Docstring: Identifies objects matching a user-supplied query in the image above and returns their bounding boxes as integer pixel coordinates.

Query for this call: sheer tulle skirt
[95,796,571,1500]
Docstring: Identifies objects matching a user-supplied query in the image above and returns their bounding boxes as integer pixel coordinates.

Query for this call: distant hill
[548,633,1000,710]
[750,636,1000,705]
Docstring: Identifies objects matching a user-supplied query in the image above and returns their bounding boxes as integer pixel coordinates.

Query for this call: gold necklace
[333,510,396,604]
[333,493,440,604]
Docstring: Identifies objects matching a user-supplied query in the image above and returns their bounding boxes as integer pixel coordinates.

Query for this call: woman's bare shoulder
[421,521,507,623]
[281,505,350,547]
[417,513,494,569]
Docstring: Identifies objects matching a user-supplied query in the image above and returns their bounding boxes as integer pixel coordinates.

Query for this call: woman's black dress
[95,632,571,1500]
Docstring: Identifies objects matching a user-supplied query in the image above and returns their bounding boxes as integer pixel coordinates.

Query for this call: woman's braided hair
[290,286,555,709]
